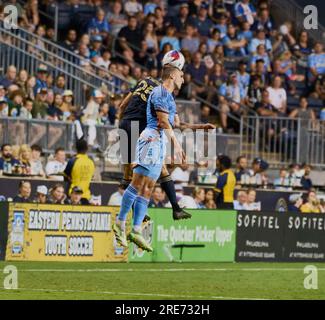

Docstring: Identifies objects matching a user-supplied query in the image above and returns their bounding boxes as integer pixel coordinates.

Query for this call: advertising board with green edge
[128,209,237,262]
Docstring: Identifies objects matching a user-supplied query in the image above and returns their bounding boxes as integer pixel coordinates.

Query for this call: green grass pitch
[0,262,324,300]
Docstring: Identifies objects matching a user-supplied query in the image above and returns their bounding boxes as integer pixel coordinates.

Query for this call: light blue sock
[118,185,138,222]
[133,196,149,230]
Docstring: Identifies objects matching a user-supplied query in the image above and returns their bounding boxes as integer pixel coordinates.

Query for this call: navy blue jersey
[122,77,161,121]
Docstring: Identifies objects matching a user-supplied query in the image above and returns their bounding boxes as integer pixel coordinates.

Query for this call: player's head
[162,50,185,71]
[161,66,184,90]
[76,139,88,154]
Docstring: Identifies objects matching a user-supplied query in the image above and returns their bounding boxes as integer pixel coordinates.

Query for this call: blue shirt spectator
[87,9,110,35]
[189,4,214,37]
[234,0,256,26]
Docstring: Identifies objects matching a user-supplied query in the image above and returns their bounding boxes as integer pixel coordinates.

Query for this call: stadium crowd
[0,141,323,212]
[0,0,324,135]
[0,0,325,213]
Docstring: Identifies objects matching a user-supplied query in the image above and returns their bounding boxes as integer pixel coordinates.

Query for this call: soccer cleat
[143,214,151,223]
[128,230,153,252]
[173,208,192,220]
[112,223,128,247]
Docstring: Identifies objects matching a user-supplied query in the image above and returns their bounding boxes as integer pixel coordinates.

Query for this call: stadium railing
[0,24,131,102]
[240,115,325,168]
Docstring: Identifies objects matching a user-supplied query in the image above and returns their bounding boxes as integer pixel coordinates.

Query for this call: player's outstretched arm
[117,92,133,120]
[174,114,216,130]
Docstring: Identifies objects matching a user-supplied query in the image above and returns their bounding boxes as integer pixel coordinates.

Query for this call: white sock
[133,225,142,233]
[119,220,126,231]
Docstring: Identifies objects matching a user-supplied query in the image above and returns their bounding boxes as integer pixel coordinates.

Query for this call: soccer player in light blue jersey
[113,65,186,252]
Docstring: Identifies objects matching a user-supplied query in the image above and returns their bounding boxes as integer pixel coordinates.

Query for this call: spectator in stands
[180,24,200,54]
[149,186,165,208]
[13,181,32,203]
[45,147,67,181]
[300,190,323,213]
[308,42,325,84]
[32,88,48,119]
[16,69,29,98]
[300,164,313,191]
[173,185,197,209]
[235,155,248,183]
[287,193,303,213]
[34,64,48,96]
[0,144,20,174]
[30,144,45,177]
[61,29,78,52]
[33,185,48,204]
[253,7,273,35]
[47,94,63,121]
[246,188,261,211]
[124,0,143,17]
[293,31,312,65]
[186,52,208,99]
[233,190,249,210]
[64,139,95,204]
[312,76,325,102]
[108,184,125,206]
[266,75,287,114]
[117,16,143,63]
[193,187,206,209]
[289,96,316,122]
[24,0,40,30]
[82,89,105,149]
[222,24,247,57]
[250,44,271,73]
[0,85,6,101]
[234,0,256,26]
[88,7,110,38]
[236,60,250,92]
[0,97,8,117]
[274,168,290,190]
[249,157,269,186]
[106,1,128,37]
[0,65,17,89]
[18,144,32,175]
[53,75,66,96]
[172,3,190,38]
[8,89,24,117]
[65,186,84,205]
[48,183,66,204]
[207,28,222,53]
[171,164,191,187]
[204,189,216,209]
[214,155,236,209]
[247,75,263,108]
[143,22,159,54]
[60,90,77,120]
[248,29,272,54]
[189,2,214,38]
[219,73,245,132]
[255,89,277,117]
[160,24,180,51]
[20,98,33,120]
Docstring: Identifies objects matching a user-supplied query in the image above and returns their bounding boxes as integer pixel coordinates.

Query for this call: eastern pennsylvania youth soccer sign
[5,203,128,262]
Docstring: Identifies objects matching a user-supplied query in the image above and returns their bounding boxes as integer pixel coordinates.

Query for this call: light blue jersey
[134,85,177,181]
[146,85,177,131]
[308,53,325,80]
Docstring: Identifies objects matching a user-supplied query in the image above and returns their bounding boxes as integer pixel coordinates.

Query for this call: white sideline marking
[8,267,325,273]
[0,287,268,300]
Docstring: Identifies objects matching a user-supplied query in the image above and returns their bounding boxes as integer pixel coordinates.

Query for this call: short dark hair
[218,155,232,169]
[76,139,88,154]
[55,147,65,154]
[31,144,42,152]
[161,66,178,81]
[236,155,246,164]
[19,180,31,189]
[1,144,11,152]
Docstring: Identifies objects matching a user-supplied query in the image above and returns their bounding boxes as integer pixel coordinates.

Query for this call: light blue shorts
[133,128,166,181]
